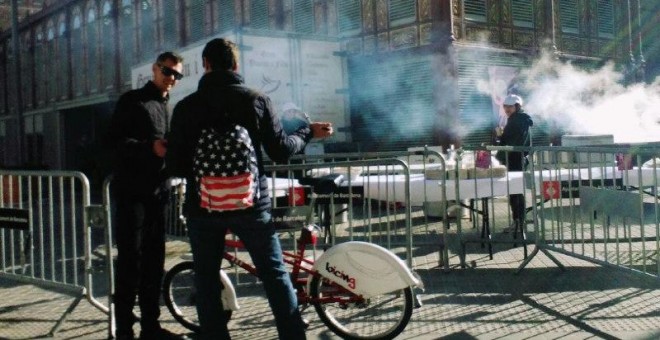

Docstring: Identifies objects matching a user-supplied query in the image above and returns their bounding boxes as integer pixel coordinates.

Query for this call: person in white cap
[496,94,533,234]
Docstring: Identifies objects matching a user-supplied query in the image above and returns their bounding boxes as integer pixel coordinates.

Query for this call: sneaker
[139,327,188,340]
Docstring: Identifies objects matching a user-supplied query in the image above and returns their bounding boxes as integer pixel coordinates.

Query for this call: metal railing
[518,144,660,279]
[0,170,112,337]
[162,149,450,269]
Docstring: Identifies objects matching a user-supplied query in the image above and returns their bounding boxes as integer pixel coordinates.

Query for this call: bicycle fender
[220,270,240,311]
[312,241,421,298]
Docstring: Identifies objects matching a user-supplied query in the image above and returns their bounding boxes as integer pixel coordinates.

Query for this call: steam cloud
[483,51,660,144]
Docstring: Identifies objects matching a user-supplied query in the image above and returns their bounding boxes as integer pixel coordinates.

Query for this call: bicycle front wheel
[162,262,235,333]
[163,261,202,333]
[310,275,413,340]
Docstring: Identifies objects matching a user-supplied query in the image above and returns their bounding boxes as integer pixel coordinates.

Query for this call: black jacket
[107,81,169,195]
[498,109,533,171]
[166,70,312,217]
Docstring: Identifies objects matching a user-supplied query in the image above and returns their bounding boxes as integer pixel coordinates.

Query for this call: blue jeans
[187,210,306,340]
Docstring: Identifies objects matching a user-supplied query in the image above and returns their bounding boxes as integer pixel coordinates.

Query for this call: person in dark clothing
[107,52,185,340]
[166,38,333,340]
[496,94,533,233]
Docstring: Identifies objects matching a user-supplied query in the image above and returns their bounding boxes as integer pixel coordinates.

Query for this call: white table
[269,171,525,202]
[347,172,525,205]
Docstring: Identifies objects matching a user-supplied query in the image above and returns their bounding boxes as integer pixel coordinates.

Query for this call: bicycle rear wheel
[310,275,413,340]
[163,261,233,333]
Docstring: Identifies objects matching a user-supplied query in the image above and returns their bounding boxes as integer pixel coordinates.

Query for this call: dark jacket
[107,81,169,195]
[166,70,312,217]
[498,108,533,171]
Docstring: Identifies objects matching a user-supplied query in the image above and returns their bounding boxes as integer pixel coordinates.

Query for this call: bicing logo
[325,262,356,289]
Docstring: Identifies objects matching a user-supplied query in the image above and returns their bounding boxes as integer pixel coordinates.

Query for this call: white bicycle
[163,174,424,339]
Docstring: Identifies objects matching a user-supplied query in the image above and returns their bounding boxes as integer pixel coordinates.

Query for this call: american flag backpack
[192,124,259,212]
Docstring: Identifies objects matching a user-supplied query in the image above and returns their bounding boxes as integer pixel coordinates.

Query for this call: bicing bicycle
[163,174,423,339]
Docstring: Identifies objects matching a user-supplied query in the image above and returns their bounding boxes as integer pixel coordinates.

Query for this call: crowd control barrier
[0,170,112,337]
[264,158,416,267]
[517,144,660,278]
[161,149,452,270]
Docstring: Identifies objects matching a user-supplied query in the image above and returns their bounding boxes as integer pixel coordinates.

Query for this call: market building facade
[0,1,654,184]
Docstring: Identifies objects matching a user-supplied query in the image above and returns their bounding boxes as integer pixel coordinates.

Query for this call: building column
[431,0,459,148]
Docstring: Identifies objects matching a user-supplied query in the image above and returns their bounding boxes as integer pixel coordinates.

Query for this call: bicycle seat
[299,174,344,194]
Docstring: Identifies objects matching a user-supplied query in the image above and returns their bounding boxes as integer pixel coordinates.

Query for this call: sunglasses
[158,64,184,80]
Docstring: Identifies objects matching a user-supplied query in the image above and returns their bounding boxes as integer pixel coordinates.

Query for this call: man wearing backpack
[166,38,333,339]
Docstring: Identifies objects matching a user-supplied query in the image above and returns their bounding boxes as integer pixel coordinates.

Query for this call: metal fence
[518,144,660,279]
[0,170,112,337]
[2,144,658,338]
[161,150,452,269]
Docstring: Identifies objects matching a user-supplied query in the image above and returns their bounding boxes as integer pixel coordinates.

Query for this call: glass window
[559,0,579,34]
[187,0,206,43]
[216,0,235,33]
[140,0,155,59]
[464,0,486,22]
[597,0,613,38]
[251,0,269,29]
[337,0,361,33]
[161,0,179,50]
[389,0,416,27]
[35,29,46,103]
[57,16,68,99]
[71,8,84,96]
[0,45,5,114]
[102,1,115,89]
[121,0,135,83]
[512,0,533,28]
[47,21,56,101]
[86,3,99,93]
[293,0,314,33]
[20,33,32,108]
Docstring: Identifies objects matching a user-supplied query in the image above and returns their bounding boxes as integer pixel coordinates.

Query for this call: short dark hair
[202,38,239,71]
[156,51,184,64]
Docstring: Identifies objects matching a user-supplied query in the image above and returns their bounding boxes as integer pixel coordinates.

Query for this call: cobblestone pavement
[1,235,660,340]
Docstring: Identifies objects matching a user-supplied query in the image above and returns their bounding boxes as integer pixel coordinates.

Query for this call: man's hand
[153,139,168,158]
[310,122,333,139]
[495,127,503,137]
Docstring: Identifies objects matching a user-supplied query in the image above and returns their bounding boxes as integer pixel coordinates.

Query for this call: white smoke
[519,52,660,143]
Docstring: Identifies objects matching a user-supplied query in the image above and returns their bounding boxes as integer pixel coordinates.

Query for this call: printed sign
[542,181,561,200]
[0,208,30,230]
[313,186,364,205]
[551,179,624,199]
[288,186,308,206]
[271,205,312,229]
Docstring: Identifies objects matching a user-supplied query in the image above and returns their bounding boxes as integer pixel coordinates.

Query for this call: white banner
[131,33,346,141]
[300,40,346,133]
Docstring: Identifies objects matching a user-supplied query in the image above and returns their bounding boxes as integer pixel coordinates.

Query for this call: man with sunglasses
[107,52,185,340]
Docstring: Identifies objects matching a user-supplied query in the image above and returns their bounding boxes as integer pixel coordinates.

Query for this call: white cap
[503,94,523,106]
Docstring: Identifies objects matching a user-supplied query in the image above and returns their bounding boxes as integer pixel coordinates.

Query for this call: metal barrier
[415,146,532,269]
[264,158,416,267]
[0,170,112,336]
[281,150,450,267]
[162,149,451,269]
[518,144,660,279]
